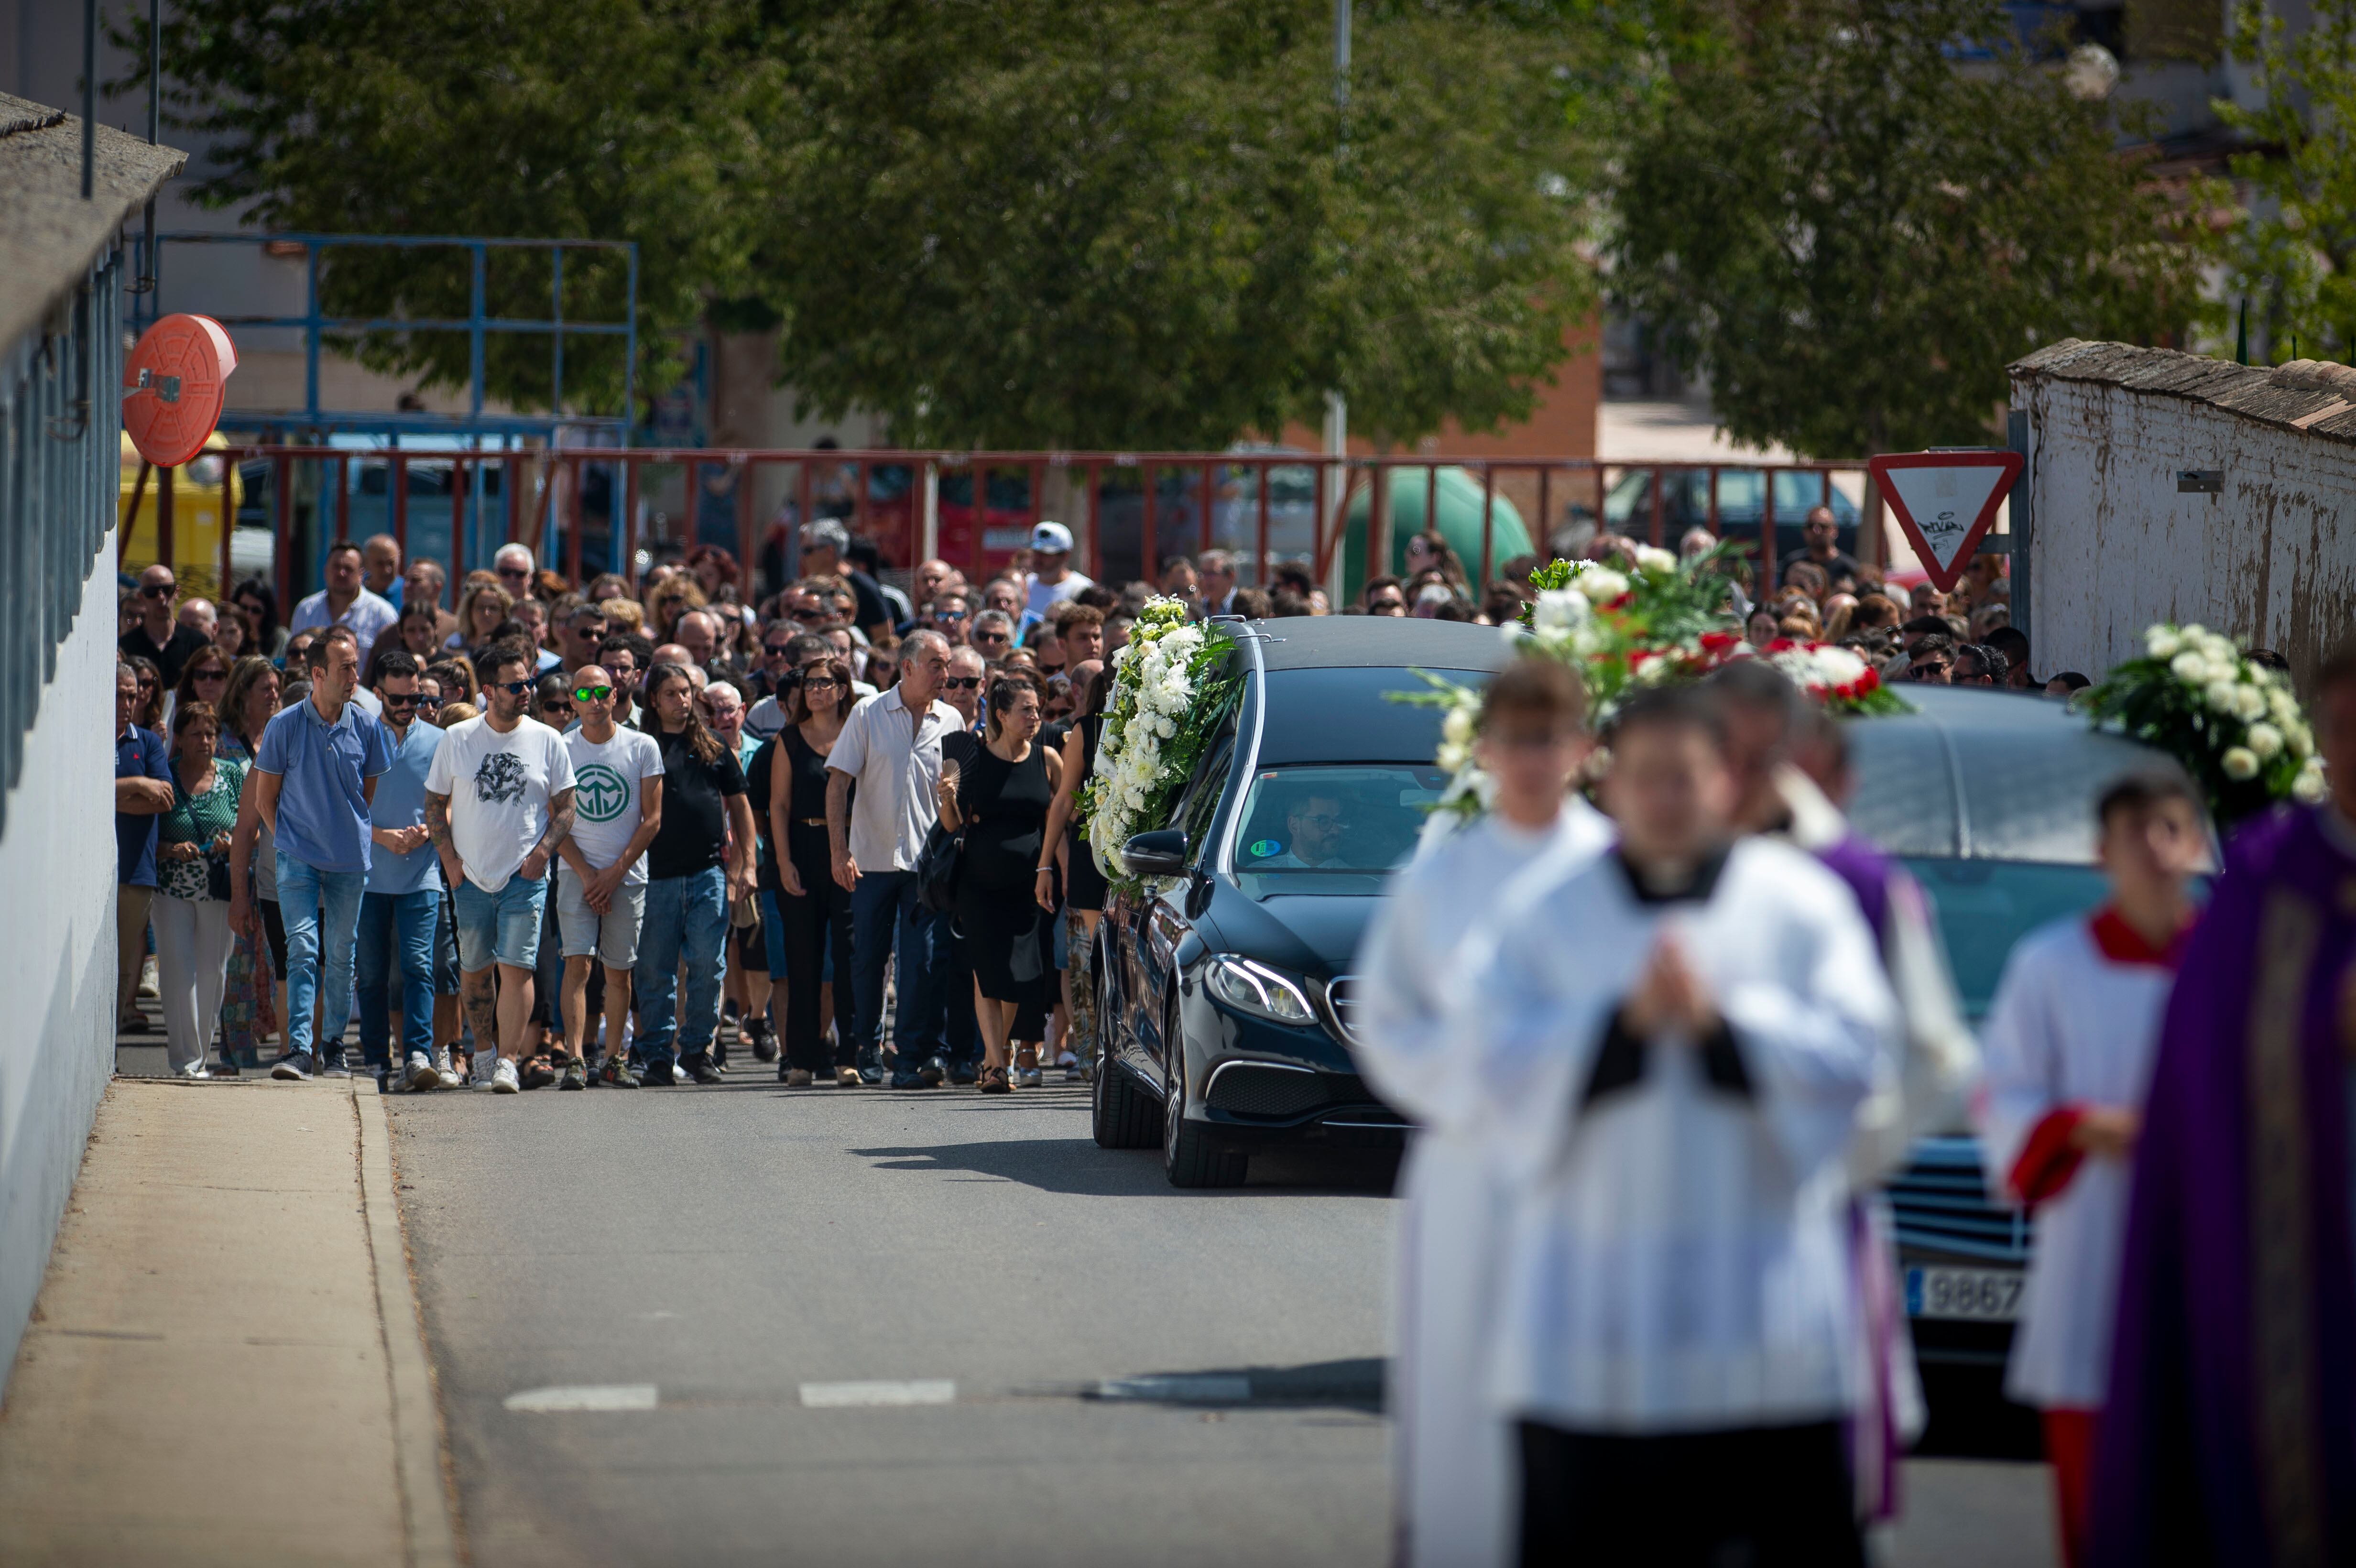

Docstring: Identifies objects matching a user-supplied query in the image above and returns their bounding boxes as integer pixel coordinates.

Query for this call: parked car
[1842,684,2202,1372]
[1604,467,1863,571]
[1090,615,1514,1186]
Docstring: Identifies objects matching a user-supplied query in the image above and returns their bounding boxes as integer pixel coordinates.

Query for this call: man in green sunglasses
[555,667,665,1089]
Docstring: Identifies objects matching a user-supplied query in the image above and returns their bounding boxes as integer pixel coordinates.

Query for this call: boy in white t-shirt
[424,643,577,1094]
[555,665,665,1089]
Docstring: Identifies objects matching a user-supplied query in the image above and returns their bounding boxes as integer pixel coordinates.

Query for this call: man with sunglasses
[557,666,664,1089]
[561,603,611,675]
[969,609,1016,664]
[492,544,538,600]
[121,563,214,686]
[355,652,450,1092]
[426,641,578,1094]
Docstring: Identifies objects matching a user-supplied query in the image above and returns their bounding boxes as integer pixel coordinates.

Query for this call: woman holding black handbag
[766,654,862,1087]
[935,672,1061,1095]
[153,702,248,1078]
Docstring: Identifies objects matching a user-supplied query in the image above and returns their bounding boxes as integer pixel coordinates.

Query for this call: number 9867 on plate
[1906,1265,2022,1321]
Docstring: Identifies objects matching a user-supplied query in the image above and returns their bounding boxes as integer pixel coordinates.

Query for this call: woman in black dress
[937,672,1062,1094]
[764,653,861,1086]
[1038,664,1111,1081]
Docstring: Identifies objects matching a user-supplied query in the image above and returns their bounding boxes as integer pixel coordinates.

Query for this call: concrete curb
[354,1084,465,1568]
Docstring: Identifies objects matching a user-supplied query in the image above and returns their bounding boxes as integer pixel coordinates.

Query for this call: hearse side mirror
[1122,828,1189,877]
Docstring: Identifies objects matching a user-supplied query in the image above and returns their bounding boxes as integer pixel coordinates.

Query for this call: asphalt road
[367,1062,2058,1568]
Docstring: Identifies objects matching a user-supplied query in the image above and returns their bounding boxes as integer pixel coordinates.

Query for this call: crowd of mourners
[108,501,2092,1100]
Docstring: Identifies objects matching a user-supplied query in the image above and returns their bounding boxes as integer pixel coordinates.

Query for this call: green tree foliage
[2216,0,2356,361]
[1608,0,2212,456]
[120,0,784,421]
[758,1,1598,449]
[126,1,1599,448]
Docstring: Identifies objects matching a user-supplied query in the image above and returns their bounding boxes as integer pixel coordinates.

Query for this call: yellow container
[119,431,241,601]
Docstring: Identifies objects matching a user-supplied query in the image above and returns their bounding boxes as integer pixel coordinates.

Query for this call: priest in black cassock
[1469,686,1898,1568]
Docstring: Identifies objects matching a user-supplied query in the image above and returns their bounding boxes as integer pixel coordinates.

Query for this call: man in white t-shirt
[555,665,665,1089]
[1022,521,1092,630]
[425,641,577,1094]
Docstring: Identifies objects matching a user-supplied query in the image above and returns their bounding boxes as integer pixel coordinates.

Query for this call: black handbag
[916,821,964,914]
[205,849,234,903]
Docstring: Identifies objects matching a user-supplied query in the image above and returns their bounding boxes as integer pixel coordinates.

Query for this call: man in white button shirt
[290,538,400,671]
[825,629,961,1088]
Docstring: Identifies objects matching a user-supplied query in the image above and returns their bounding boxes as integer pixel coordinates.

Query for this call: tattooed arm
[521,787,575,882]
[426,790,463,892]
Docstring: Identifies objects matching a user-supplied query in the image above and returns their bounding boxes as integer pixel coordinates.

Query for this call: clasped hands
[1619,933,1720,1041]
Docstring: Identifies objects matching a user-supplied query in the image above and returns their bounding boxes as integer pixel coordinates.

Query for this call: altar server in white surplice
[1471,686,1898,1568]
[1357,657,1615,1568]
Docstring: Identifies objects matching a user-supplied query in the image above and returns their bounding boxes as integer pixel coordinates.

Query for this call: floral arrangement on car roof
[1077,596,1243,891]
[1409,542,1904,822]
[2078,622,2323,825]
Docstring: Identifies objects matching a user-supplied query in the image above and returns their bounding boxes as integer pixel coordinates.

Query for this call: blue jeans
[637,868,729,1065]
[277,851,367,1060]
[849,869,947,1080]
[357,888,442,1069]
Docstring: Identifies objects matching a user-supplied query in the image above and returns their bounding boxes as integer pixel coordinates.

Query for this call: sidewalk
[0,1073,459,1568]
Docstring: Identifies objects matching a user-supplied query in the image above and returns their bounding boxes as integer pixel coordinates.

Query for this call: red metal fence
[196,445,1874,609]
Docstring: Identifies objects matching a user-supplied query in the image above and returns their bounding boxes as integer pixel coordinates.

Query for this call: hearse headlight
[1206,956,1318,1026]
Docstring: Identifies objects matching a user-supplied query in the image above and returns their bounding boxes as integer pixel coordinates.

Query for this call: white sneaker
[406,1050,441,1091]
[671,1061,689,1085]
[435,1047,463,1089]
[491,1057,521,1094]
[473,1057,500,1091]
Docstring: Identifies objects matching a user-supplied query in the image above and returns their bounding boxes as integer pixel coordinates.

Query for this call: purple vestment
[2089,805,2356,1567]
[1814,831,1894,947]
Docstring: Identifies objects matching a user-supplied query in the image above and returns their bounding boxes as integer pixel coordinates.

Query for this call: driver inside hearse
[1257,789,1349,868]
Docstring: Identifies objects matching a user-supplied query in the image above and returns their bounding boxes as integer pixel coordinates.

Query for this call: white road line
[1093,1375,1252,1403]
[798,1380,957,1408]
[503,1383,660,1413]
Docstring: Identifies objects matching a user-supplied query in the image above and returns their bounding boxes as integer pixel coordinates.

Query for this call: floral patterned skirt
[218,917,278,1065]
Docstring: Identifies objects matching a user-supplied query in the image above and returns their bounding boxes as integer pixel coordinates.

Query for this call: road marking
[503,1384,659,1413]
[799,1380,957,1408]
[1093,1375,1253,1403]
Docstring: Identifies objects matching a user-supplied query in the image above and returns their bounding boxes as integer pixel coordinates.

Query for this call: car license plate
[1906,1265,2023,1321]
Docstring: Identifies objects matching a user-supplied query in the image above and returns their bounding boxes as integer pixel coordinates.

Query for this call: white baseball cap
[1030,521,1074,555]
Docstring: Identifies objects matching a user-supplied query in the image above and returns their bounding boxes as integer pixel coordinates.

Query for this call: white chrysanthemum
[1576,566,1628,602]
[1633,545,1677,574]
[1532,588,1591,632]
[2291,723,2314,759]
[2270,688,2298,722]
[2248,721,2285,760]
[2170,651,2208,684]
[2181,623,2208,641]
[1442,706,1476,748]
[1437,741,1471,774]
[2146,625,2182,659]
[2222,747,2259,781]
[2201,636,2236,665]
[2235,684,2267,721]
[2204,679,2241,713]
[2295,761,2329,802]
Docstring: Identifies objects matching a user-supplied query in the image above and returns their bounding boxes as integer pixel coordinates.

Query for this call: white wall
[2014,370,2356,691]
[0,558,123,1388]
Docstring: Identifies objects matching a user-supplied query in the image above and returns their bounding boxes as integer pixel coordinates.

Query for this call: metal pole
[1760,467,1776,591]
[1479,465,1495,590]
[622,245,640,445]
[159,461,176,579]
[450,458,468,583]
[1199,459,1216,567]
[305,244,321,423]
[735,456,756,592]
[1423,464,1438,560]
[551,247,566,419]
[1537,468,1552,565]
[273,454,292,610]
[1648,466,1665,549]
[1140,466,1157,589]
[623,458,642,585]
[135,0,158,290]
[1255,458,1272,586]
[921,460,940,569]
[469,245,486,419]
[393,453,408,558]
[81,0,95,200]
[335,454,349,542]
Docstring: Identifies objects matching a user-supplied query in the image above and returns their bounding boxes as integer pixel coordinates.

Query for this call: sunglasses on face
[544,702,574,718]
[497,678,533,696]
[935,609,968,621]
[192,667,228,682]
[943,675,982,691]
[497,566,531,580]
[574,686,613,702]
[1369,597,1406,612]
[974,630,1008,645]
[415,695,443,709]
[802,676,840,691]
[141,583,175,599]
[382,693,421,709]
[763,643,794,658]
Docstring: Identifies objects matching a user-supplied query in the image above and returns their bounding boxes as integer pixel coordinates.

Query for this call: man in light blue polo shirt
[355,649,446,1093]
[250,628,393,1080]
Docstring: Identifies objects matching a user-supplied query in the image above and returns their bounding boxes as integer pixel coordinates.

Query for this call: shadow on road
[1074,1357,1387,1413]
[852,1137,1399,1198]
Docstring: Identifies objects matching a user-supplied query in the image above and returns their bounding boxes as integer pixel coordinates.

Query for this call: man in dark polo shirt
[116,659,175,1032]
[120,563,214,686]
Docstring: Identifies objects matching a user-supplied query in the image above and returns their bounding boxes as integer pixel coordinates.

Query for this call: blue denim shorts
[452,874,547,973]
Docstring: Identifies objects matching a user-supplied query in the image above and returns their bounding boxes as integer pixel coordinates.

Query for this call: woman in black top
[1038,664,1110,1079]
[764,654,859,1086]
[937,672,1062,1094]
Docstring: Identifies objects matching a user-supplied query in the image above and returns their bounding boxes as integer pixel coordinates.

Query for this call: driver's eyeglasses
[1297,813,1348,830]
[498,678,533,695]
[574,686,614,702]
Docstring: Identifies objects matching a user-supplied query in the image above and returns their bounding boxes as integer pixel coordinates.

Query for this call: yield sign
[1869,450,2022,593]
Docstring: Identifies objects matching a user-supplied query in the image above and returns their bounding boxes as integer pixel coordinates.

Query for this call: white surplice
[1356,799,1617,1568]
[1973,912,2173,1410]
[1472,838,1899,1435]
